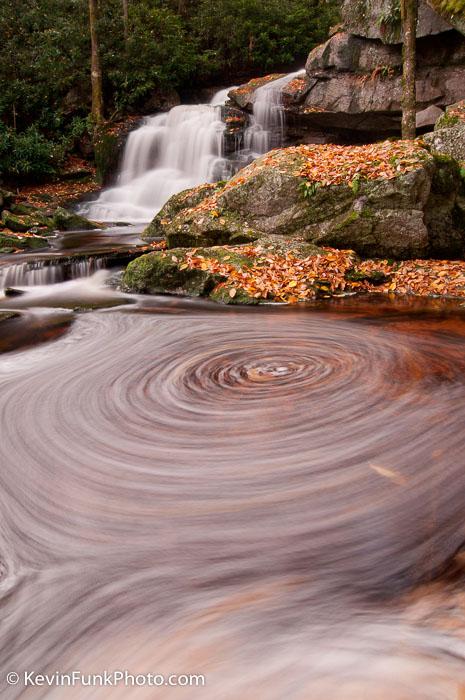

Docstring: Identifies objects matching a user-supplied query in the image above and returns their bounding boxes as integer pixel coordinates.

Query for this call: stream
[1,78,465,699]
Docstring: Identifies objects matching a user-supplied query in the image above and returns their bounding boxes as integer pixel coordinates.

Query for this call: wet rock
[228,74,286,110]
[52,207,101,231]
[122,249,227,296]
[4,287,26,297]
[0,232,49,252]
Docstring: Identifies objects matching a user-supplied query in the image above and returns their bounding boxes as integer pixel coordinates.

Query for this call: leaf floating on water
[369,463,407,486]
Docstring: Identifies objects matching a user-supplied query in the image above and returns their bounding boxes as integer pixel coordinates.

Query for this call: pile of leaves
[295,140,429,187]
[175,245,465,303]
[359,258,465,297]
[232,74,285,96]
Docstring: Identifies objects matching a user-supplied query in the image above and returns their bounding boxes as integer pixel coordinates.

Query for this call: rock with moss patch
[0,232,49,252]
[140,144,465,259]
[52,207,101,231]
[424,123,465,162]
[141,184,219,241]
[210,285,260,305]
[122,249,226,296]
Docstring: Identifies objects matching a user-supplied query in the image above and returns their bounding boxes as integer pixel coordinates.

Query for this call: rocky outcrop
[140,142,465,260]
[228,0,465,135]
[341,0,451,43]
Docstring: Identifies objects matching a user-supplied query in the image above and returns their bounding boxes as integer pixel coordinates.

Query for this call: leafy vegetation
[0,0,339,180]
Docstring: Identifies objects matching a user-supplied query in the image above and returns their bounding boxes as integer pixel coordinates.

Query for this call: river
[1,80,465,699]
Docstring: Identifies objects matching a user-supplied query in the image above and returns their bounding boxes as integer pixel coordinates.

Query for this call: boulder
[426,0,465,36]
[142,183,220,240]
[142,183,258,248]
[122,248,226,296]
[228,74,286,110]
[423,123,465,162]
[341,0,452,43]
[0,232,49,252]
[52,207,101,231]
[228,29,465,135]
[1,211,38,233]
[142,142,465,259]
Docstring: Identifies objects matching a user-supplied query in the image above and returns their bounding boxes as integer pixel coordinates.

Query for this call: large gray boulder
[141,143,465,259]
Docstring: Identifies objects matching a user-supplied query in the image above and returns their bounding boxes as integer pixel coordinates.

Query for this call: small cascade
[244,70,305,157]
[0,257,104,291]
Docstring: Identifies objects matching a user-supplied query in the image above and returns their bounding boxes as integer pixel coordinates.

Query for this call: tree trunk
[122,0,129,43]
[89,0,104,124]
[401,0,418,139]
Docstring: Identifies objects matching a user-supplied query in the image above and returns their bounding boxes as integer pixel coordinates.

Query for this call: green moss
[53,207,100,231]
[210,285,260,305]
[0,232,48,250]
[94,129,120,186]
[122,250,226,296]
[435,113,460,131]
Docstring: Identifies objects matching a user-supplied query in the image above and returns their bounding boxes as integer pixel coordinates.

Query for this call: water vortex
[2,304,465,697]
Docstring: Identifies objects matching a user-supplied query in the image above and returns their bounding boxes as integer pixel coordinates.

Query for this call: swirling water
[2,289,465,698]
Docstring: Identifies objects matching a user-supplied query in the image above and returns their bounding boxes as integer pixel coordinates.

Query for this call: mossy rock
[0,232,49,251]
[210,285,260,305]
[94,129,120,186]
[1,211,38,233]
[141,184,218,240]
[52,207,101,231]
[122,249,226,296]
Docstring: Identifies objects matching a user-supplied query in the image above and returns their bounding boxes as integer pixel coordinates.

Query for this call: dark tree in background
[401,0,418,139]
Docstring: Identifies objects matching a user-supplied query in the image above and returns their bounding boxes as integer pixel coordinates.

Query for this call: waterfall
[244,70,305,157]
[80,89,232,225]
[78,75,303,225]
[0,258,104,291]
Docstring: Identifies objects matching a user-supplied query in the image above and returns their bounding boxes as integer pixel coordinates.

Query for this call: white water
[0,258,104,291]
[244,70,305,156]
[80,89,231,224]
[80,74,303,225]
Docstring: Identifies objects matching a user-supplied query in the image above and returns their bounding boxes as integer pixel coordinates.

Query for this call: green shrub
[0,125,63,181]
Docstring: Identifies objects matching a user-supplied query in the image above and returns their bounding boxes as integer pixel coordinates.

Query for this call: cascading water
[80,89,232,224]
[79,73,303,225]
[244,70,305,157]
[0,257,104,291]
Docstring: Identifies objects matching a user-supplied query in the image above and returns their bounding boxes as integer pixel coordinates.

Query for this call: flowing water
[80,72,303,225]
[2,288,465,698]
[2,76,465,698]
